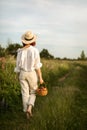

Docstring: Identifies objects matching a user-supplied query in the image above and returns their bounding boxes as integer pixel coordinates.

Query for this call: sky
[0,0,87,58]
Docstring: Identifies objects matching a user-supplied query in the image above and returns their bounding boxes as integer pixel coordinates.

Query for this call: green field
[0,57,87,130]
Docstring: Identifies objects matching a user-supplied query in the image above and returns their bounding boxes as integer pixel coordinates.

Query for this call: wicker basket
[36,83,48,96]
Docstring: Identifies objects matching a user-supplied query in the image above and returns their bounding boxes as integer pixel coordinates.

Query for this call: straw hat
[21,31,37,44]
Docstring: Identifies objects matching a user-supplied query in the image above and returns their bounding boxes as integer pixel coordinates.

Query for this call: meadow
[0,56,87,130]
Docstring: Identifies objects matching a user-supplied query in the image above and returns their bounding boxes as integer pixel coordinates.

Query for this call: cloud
[0,0,87,58]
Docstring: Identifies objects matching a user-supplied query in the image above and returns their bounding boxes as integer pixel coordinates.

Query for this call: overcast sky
[0,0,87,58]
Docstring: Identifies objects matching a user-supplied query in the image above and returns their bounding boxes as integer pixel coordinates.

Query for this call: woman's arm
[36,68,44,84]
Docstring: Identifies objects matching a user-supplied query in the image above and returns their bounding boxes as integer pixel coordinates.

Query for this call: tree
[6,43,22,56]
[40,49,54,59]
[0,44,6,57]
[80,50,86,60]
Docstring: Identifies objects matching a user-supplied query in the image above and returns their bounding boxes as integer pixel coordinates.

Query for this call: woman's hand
[39,78,44,84]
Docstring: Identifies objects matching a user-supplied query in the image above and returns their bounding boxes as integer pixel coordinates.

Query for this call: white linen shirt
[14,46,42,73]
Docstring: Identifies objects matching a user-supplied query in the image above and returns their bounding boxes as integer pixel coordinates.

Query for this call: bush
[0,61,21,111]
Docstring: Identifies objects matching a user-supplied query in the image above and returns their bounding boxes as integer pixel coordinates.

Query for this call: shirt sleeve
[34,48,42,69]
[14,49,21,73]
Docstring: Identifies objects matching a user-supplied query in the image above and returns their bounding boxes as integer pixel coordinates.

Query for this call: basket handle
[39,82,46,88]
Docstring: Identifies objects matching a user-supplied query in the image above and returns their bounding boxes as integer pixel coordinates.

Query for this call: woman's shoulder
[30,46,39,52]
[17,48,22,53]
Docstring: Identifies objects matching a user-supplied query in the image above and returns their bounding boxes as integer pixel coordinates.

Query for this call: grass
[0,58,87,130]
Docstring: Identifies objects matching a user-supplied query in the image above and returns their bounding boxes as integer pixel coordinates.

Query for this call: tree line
[0,43,87,60]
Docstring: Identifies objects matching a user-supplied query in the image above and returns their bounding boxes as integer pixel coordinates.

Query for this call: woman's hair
[22,42,36,47]
[30,42,36,46]
[22,43,26,46]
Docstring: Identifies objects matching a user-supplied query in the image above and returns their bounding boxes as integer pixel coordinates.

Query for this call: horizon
[0,42,86,59]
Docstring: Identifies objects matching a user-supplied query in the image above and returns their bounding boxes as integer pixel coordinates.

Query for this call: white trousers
[19,70,38,112]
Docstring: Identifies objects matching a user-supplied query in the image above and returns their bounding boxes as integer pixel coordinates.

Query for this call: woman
[14,31,44,118]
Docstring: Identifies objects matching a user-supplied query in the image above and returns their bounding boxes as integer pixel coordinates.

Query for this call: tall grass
[0,58,87,130]
[41,59,71,87]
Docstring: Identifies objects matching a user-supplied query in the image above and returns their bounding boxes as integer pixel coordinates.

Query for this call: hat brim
[21,34,37,44]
